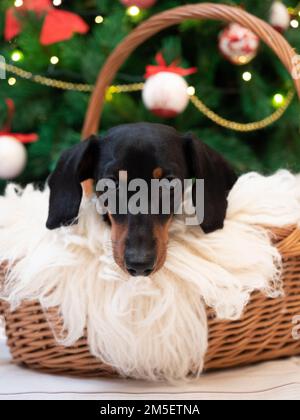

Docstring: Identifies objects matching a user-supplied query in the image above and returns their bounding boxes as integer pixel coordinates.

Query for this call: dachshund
[46,123,237,276]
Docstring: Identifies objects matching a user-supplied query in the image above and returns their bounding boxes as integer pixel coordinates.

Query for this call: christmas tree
[0,0,300,194]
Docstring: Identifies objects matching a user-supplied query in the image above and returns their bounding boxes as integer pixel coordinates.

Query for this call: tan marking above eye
[153,167,163,179]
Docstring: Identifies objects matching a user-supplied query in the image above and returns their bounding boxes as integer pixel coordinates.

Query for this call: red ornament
[219,23,259,65]
[120,0,157,8]
[4,0,89,45]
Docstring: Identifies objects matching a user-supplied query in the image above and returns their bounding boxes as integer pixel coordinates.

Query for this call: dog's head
[46,123,236,276]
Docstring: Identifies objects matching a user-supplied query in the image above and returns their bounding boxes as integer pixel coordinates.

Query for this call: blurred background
[0,0,299,193]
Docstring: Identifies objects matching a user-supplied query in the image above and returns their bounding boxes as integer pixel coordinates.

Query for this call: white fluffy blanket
[0,171,300,381]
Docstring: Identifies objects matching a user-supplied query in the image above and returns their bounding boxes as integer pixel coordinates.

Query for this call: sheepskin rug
[0,170,300,381]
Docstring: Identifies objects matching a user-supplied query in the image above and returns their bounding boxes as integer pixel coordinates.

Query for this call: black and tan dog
[46,123,236,276]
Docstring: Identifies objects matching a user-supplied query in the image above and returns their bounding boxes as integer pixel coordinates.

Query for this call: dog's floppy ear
[46,135,100,230]
[183,133,237,233]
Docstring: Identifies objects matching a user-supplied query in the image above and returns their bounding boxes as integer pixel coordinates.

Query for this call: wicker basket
[1,3,300,377]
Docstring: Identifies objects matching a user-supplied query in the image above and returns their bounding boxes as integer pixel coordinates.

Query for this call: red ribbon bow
[145,53,197,79]
[0,99,38,144]
[5,0,89,45]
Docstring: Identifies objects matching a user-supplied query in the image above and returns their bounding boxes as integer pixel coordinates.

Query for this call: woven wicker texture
[0,226,300,375]
[1,3,300,376]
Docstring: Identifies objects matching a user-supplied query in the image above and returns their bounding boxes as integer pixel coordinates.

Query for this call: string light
[50,56,59,65]
[126,6,140,17]
[272,93,285,108]
[53,0,62,5]
[242,71,252,82]
[8,77,17,86]
[95,15,104,24]
[11,50,24,62]
[14,0,23,7]
[187,86,195,96]
[290,19,299,28]
[237,56,249,65]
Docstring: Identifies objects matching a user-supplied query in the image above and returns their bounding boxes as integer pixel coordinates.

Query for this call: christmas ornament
[0,136,27,180]
[4,0,89,45]
[0,99,38,180]
[142,53,197,118]
[219,23,260,65]
[120,0,157,9]
[269,1,290,32]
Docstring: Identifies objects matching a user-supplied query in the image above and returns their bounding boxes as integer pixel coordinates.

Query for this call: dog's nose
[126,261,154,277]
[125,255,155,277]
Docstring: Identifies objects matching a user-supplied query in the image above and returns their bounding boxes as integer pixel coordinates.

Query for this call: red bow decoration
[4,0,89,45]
[0,99,38,144]
[145,53,197,79]
[40,9,89,45]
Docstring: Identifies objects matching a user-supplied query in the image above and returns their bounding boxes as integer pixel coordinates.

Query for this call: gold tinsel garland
[0,62,295,132]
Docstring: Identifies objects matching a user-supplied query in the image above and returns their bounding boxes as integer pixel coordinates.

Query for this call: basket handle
[81,3,300,195]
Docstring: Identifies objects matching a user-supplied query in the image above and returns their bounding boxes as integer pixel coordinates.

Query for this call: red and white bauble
[142,53,197,118]
[269,1,290,32]
[120,0,157,8]
[0,99,38,179]
[0,135,27,179]
[219,23,260,65]
[142,72,190,118]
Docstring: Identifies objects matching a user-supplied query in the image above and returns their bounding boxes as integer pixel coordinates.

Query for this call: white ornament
[269,1,290,32]
[0,135,27,179]
[219,23,259,65]
[142,72,189,118]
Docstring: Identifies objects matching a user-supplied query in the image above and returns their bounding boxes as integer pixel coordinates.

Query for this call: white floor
[1,336,300,400]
